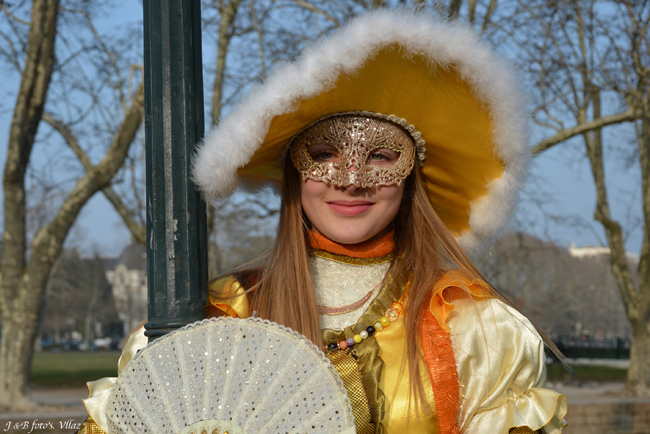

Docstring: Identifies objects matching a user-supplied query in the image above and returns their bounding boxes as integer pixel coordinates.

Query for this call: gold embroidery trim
[509,427,543,434]
[327,349,376,434]
[77,417,106,434]
[322,271,408,433]
[309,249,394,265]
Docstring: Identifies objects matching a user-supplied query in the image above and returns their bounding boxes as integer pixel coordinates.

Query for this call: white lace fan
[105,317,356,434]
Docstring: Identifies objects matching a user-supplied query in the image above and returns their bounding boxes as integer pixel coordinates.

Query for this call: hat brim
[194,10,528,253]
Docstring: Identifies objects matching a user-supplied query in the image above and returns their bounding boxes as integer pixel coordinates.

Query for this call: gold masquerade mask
[289,113,421,188]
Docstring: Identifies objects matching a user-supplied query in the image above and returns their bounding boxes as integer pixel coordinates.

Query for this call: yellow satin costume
[79,232,567,434]
[203,231,567,434]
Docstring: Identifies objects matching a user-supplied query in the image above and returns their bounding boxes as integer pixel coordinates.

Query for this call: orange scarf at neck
[308,230,395,259]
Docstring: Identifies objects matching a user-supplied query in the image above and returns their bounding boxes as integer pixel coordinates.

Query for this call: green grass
[30,351,121,387]
[28,351,629,388]
[546,363,628,382]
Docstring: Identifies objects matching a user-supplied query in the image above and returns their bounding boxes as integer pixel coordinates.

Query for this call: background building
[106,241,148,336]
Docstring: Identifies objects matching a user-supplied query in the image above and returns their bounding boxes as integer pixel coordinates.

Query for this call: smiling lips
[326,200,375,216]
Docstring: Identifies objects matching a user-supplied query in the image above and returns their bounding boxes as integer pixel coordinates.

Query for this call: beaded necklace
[325,301,404,352]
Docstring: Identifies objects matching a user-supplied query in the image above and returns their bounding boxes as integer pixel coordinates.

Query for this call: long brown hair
[240,157,560,411]
[243,161,322,345]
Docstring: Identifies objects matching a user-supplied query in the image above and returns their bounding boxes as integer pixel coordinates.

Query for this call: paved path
[551,381,650,405]
[1,382,649,433]
[0,387,87,421]
[548,382,650,434]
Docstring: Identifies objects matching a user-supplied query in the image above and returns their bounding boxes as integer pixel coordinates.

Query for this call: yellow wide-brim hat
[193,9,528,253]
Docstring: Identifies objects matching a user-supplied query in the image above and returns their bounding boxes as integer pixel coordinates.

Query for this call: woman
[81,9,566,434]
[193,9,566,433]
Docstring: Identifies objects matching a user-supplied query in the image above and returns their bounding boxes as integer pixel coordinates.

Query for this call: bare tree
[516,0,649,396]
[0,1,143,410]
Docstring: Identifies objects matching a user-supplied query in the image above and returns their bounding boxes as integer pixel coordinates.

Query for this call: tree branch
[532,108,640,155]
[290,0,340,26]
[482,0,498,32]
[28,81,145,287]
[79,10,127,110]
[0,4,31,26]
[0,27,22,70]
[447,0,462,19]
[583,92,639,323]
[250,0,265,80]
[41,112,146,245]
[637,114,650,304]
[211,0,240,125]
[468,0,477,24]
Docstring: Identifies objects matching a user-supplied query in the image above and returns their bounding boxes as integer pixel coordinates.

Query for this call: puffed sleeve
[82,324,148,432]
[207,275,250,318]
[448,297,567,434]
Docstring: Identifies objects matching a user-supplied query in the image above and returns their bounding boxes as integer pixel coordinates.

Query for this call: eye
[308,144,340,163]
[313,151,336,161]
[369,152,389,161]
[367,148,400,166]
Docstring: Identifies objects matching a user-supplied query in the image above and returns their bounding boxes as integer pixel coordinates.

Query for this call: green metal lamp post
[143,0,208,341]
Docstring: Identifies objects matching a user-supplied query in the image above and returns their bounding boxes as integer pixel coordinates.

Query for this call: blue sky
[0,3,643,258]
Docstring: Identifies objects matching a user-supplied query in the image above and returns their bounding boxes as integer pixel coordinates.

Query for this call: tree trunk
[627,313,650,396]
[0,0,60,410]
[83,277,100,351]
[0,82,144,410]
[583,91,649,396]
[627,112,650,395]
[0,287,43,410]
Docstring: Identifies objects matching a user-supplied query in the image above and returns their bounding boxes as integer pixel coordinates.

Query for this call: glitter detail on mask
[290,113,417,188]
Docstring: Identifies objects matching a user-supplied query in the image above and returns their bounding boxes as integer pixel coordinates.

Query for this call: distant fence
[554,337,631,359]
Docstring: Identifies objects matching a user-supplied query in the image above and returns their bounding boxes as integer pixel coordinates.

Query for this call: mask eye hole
[308,143,341,163]
[367,147,400,166]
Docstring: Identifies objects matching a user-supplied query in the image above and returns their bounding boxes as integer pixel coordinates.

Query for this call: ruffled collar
[308,230,395,264]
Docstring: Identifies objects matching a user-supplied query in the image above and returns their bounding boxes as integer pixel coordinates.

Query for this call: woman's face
[293,114,414,244]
